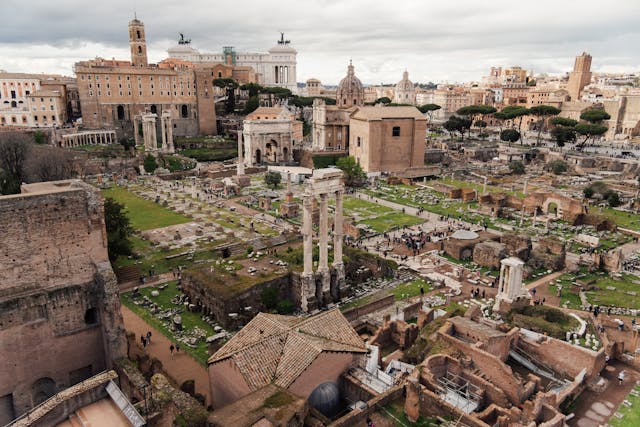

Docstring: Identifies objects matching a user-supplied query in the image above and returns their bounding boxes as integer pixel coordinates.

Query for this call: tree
[374,97,391,105]
[583,187,594,199]
[547,160,568,175]
[575,123,608,147]
[143,154,158,174]
[239,83,264,97]
[497,105,529,142]
[244,95,260,114]
[550,126,576,149]
[33,130,46,145]
[443,116,472,141]
[0,132,30,194]
[418,103,442,122]
[213,78,239,113]
[500,129,521,145]
[456,105,496,138]
[509,160,525,174]
[264,171,282,189]
[580,108,611,124]
[104,197,133,262]
[26,145,77,182]
[604,190,620,207]
[528,105,561,146]
[550,117,578,127]
[335,156,365,186]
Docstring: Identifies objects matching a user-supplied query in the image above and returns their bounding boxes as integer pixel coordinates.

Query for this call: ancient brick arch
[542,197,566,217]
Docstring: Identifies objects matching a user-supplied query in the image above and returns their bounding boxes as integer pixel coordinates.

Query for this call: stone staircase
[114,265,141,284]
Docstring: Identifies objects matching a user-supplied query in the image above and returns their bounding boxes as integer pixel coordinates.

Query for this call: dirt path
[120,305,211,406]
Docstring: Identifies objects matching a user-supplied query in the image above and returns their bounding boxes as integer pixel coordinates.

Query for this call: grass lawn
[596,206,640,232]
[341,279,432,311]
[584,272,640,309]
[437,177,524,198]
[379,402,441,426]
[112,235,220,276]
[360,212,424,233]
[103,186,191,230]
[610,385,640,427]
[121,281,215,365]
[341,196,424,233]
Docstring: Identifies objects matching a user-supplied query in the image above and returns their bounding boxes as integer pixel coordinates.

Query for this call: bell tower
[129,18,148,67]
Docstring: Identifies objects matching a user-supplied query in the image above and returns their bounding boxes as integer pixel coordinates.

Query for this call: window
[10,90,16,99]
[357,137,361,147]
[392,126,401,137]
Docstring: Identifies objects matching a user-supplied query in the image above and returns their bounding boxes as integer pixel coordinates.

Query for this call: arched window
[357,136,361,147]
[138,46,142,54]
[10,101,17,108]
[181,105,188,118]
[136,30,141,39]
[116,105,125,120]
[150,105,157,114]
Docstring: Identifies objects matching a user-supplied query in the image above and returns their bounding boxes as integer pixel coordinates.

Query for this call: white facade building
[167,34,297,92]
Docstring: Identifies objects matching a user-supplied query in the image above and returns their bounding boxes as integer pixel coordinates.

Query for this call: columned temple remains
[301,168,347,311]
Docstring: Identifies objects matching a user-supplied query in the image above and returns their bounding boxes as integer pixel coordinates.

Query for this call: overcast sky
[1,0,639,85]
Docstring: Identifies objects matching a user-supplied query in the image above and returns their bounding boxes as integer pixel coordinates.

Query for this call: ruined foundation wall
[0,181,126,421]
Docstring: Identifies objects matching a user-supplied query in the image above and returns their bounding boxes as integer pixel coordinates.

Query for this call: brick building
[0,180,126,424]
[349,105,427,175]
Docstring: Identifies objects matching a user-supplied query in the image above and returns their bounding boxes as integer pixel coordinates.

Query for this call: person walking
[618,370,625,385]
[146,331,152,344]
[170,344,175,356]
[176,343,181,353]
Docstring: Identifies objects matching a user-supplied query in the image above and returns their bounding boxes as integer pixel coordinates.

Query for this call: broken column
[301,193,315,312]
[160,110,174,153]
[493,257,529,313]
[141,112,158,152]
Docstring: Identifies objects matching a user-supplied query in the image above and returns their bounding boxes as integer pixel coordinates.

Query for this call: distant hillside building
[567,52,593,101]
[75,17,256,139]
[167,33,297,92]
[0,72,76,128]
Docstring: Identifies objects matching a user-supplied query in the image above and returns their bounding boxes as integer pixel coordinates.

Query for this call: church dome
[394,70,416,104]
[396,70,414,91]
[336,61,364,108]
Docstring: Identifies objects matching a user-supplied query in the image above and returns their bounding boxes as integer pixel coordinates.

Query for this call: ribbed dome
[396,70,414,91]
[338,63,363,92]
[336,61,364,108]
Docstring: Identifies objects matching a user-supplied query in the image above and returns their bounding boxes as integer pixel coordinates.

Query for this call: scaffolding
[437,371,482,414]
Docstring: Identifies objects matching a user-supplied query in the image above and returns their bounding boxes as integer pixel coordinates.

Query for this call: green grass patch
[121,281,215,365]
[505,305,579,339]
[610,385,640,427]
[179,147,237,162]
[102,186,191,230]
[597,206,640,232]
[360,212,424,233]
[379,403,441,426]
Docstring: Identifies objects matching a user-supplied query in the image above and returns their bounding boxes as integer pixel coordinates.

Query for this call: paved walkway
[120,305,211,406]
[524,270,565,291]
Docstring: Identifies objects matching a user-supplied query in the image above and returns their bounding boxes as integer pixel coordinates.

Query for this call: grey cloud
[0,0,638,83]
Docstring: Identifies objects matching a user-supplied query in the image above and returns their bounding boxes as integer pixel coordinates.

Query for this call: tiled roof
[209,309,366,390]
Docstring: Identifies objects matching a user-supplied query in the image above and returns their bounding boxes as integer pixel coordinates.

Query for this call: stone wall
[0,181,126,422]
[342,295,395,322]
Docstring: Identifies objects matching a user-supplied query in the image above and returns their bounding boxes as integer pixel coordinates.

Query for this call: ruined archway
[255,149,262,164]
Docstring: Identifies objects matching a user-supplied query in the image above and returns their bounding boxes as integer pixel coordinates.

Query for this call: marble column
[333,190,344,266]
[318,193,329,272]
[237,131,245,175]
[302,195,313,276]
[133,117,141,147]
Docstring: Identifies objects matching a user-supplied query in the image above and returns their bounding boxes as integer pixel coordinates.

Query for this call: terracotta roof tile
[208,309,366,392]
